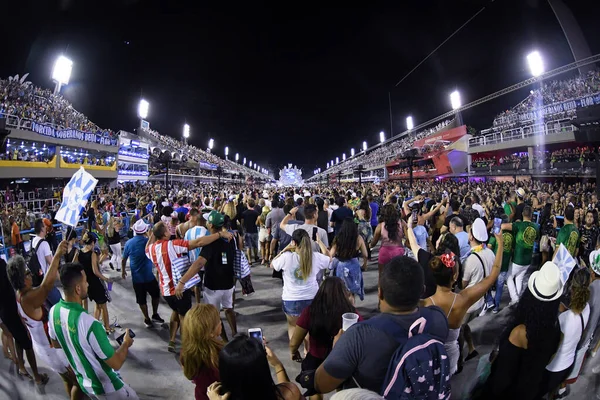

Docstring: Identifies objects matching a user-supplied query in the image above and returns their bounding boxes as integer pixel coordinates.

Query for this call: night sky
[2,0,599,176]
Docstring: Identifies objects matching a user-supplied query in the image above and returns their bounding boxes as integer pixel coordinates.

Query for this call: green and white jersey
[48,300,124,396]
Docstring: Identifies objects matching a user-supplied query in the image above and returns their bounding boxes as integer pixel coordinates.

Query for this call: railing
[469,118,575,147]
[118,149,149,159]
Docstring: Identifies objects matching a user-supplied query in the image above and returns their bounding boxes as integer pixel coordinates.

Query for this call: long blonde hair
[222,202,236,220]
[181,304,223,379]
[292,229,313,280]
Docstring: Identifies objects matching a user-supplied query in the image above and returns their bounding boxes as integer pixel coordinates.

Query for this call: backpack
[364,309,451,400]
[29,238,47,287]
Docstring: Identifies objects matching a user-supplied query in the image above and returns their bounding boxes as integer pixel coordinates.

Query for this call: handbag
[233,234,251,279]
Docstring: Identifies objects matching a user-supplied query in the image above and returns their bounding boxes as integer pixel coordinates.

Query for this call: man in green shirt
[49,263,138,399]
[503,191,517,222]
[487,214,514,313]
[555,205,580,258]
[501,205,539,305]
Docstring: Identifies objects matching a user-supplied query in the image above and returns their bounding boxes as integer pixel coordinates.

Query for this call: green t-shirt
[48,300,124,396]
[489,229,513,272]
[512,221,539,265]
[557,223,580,257]
[504,202,516,221]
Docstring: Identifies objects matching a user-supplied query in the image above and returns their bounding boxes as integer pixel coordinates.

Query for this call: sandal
[17,370,33,381]
[35,373,50,386]
[105,327,115,335]
[167,341,176,353]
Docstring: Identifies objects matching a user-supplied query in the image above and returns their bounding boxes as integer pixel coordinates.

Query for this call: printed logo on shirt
[502,232,513,253]
[523,226,537,247]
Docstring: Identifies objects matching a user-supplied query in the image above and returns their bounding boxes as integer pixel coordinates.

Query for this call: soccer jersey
[557,224,580,257]
[184,226,209,263]
[146,239,190,296]
[48,300,124,396]
[512,221,539,265]
[488,229,513,272]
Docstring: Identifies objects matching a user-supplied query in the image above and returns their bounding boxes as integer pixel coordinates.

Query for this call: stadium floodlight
[243,157,246,165]
[450,91,461,110]
[363,141,367,152]
[527,51,544,77]
[183,124,190,138]
[52,55,73,94]
[235,153,239,162]
[336,157,339,164]
[249,161,252,167]
[406,116,414,130]
[342,153,346,161]
[138,99,149,119]
[208,138,214,150]
[380,131,385,143]
[326,162,330,168]
[351,148,355,157]
[225,146,229,156]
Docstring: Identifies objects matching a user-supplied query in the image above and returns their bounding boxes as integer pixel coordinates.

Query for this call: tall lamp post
[52,55,73,95]
[208,138,214,153]
[450,90,462,125]
[138,99,149,129]
[183,123,190,145]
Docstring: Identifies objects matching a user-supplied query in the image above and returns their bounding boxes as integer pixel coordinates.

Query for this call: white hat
[471,218,488,242]
[528,262,563,302]
[133,220,149,235]
[516,188,525,198]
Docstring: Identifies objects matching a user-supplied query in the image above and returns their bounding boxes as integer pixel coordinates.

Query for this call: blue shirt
[370,202,379,227]
[122,235,155,284]
[175,206,189,216]
[413,225,429,250]
[185,226,209,262]
[455,231,471,263]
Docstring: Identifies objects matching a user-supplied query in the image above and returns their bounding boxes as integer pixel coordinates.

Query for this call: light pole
[235,153,239,162]
[527,51,545,77]
[342,153,346,161]
[225,146,229,160]
[379,131,385,144]
[450,90,462,125]
[208,138,214,153]
[363,141,367,153]
[52,55,73,95]
[138,99,149,128]
[183,123,190,145]
[406,116,414,130]
[351,148,355,157]
[243,157,246,165]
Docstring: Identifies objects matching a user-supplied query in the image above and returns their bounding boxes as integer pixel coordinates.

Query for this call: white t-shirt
[546,304,590,372]
[31,236,52,275]
[272,251,330,301]
[463,247,495,313]
[283,223,329,252]
[472,203,485,218]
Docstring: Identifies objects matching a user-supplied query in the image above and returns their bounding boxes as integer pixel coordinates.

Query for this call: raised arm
[406,215,421,258]
[188,230,232,250]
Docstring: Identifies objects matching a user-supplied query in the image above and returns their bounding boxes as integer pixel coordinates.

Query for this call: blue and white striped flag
[55,167,98,227]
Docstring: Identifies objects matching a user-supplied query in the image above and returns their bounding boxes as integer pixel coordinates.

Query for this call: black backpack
[29,239,47,287]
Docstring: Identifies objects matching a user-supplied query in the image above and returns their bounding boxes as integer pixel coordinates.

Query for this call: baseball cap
[471,218,488,242]
[203,210,224,227]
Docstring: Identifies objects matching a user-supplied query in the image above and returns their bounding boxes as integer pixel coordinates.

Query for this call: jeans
[492,271,508,309]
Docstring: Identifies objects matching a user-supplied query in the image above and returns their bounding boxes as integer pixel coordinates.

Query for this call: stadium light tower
[336,157,339,164]
[243,157,246,165]
[225,146,229,160]
[249,161,252,167]
[326,162,330,168]
[183,123,190,145]
[342,153,346,161]
[235,153,239,162]
[52,55,73,95]
[379,131,385,143]
[351,148,355,157]
[363,141,367,152]
[450,91,461,110]
[208,138,214,153]
[406,116,414,130]
[527,51,545,77]
[138,99,149,119]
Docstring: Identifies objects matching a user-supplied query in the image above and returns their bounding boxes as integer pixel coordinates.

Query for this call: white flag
[55,167,98,227]
[552,243,577,285]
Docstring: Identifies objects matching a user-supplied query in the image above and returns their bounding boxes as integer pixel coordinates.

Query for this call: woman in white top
[542,267,590,398]
[272,229,330,357]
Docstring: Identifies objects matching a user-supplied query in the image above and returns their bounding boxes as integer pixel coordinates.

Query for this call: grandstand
[0,74,269,184]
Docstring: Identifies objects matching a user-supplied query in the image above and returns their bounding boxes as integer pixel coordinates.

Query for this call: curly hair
[570,268,591,313]
[381,204,400,242]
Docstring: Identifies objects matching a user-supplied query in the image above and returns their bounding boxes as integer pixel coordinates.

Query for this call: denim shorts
[282,299,313,317]
[244,233,259,249]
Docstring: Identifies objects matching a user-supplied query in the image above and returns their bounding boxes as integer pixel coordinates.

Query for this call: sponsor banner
[30,121,117,146]
[199,161,217,171]
[413,125,467,148]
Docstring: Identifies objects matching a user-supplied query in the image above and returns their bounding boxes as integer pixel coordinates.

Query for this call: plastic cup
[342,313,359,331]
[107,282,113,291]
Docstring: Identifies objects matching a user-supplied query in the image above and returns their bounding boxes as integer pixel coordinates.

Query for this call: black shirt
[331,206,353,235]
[241,209,259,233]
[515,202,526,222]
[417,249,438,298]
[200,239,236,290]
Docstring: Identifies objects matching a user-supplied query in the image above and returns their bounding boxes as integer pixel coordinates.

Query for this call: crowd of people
[491,70,600,131]
[0,177,599,399]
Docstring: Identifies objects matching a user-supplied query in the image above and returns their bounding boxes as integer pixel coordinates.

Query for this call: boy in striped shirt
[49,262,138,399]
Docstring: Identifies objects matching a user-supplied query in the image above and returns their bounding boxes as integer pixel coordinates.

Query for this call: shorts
[244,233,259,249]
[462,307,482,325]
[204,287,235,309]
[565,344,588,383]
[164,290,192,316]
[259,228,269,243]
[33,342,70,374]
[89,383,139,400]
[282,299,312,317]
[133,280,160,305]
[378,246,406,266]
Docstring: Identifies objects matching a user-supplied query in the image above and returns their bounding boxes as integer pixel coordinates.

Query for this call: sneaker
[109,263,115,270]
[479,303,492,317]
[555,387,568,399]
[152,314,165,324]
[508,300,518,307]
[492,307,499,314]
[144,319,153,328]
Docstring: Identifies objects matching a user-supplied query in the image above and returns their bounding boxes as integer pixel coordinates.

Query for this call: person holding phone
[279,205,329,252]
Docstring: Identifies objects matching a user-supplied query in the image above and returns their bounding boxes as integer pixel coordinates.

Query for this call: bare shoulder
[509,324,528,349]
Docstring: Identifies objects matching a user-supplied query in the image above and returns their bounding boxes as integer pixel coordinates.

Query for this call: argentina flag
[55,167,99,227]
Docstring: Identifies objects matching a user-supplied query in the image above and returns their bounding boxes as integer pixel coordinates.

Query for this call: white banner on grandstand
[55,167,99,227]
[30,121,118,146]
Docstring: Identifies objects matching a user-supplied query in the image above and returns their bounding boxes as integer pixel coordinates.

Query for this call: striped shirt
[184,226,209,263]
[145,239,190,296]
[48,300,124,396]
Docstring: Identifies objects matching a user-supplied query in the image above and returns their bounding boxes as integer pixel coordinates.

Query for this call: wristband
[275,368,285,375]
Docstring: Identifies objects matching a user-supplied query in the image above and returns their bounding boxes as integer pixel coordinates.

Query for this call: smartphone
[411,209,418,221]
[312,227,318,241]
[116,329,135,346]
[248,328,264,347]
[493,217,502,235]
